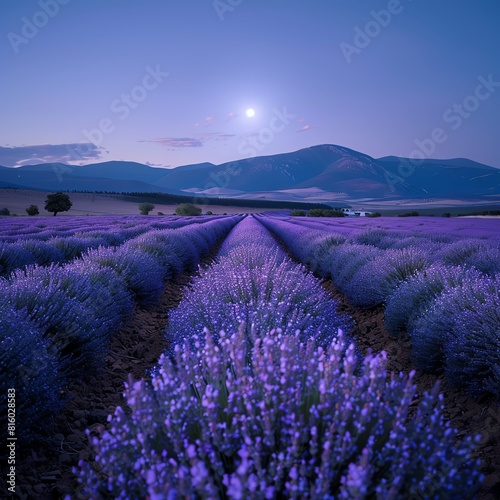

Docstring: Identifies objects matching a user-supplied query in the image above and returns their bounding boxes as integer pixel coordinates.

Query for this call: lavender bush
[52,260,134,335]
[0,242,37,277]
[18,239,66,266]
[49,236,104,261]
[82,246,166,307]
[76,327,482,498]
[126,230,185,277]
[6,265,117,374]
[445,289,500,395]
[410,274,498,374]
[326,243,382,294]
[461,244,500,276]
[384,264,483,337]
[344,247,430,308]
[0,302,63,442]
[355,229,398,249]
[437,239,489,268]
[304,233,347,274]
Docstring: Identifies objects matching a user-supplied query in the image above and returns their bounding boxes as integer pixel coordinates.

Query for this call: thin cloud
[141,137,204,148]
[0,143,103,167]
[145,161,168,167]
[141,133,235,150]
[198,132,235,140]
[296,125,317,132]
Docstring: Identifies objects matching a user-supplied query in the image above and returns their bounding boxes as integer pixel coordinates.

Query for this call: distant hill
[0,162,185,195]
[1,145,499,203]
[377,156,500,197]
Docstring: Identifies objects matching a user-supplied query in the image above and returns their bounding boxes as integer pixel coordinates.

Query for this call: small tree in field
[0,208,10,216]
[175,203,202,216]
[45,192,72,216]
[26,205,39,216]
[139,202,155,215]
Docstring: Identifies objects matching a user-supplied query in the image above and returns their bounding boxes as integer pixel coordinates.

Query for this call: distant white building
[341,208,372,217]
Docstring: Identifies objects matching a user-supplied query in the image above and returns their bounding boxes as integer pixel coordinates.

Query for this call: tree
[175,203,202,216]
[0,208,10,216]
[307,209,323,217]
[290,209,306,216]
[45,192,72,216]
[26,204,39,216]
[139,202,155,215]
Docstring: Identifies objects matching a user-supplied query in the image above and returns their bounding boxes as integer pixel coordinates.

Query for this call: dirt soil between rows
[4,255,500,499]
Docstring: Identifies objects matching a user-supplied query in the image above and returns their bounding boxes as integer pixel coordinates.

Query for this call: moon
[245,108,255,118]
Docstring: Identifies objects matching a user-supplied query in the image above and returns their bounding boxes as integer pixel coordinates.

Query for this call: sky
[1,0,500,169]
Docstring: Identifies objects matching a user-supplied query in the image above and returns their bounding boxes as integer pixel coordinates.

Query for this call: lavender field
[1,214,500,498]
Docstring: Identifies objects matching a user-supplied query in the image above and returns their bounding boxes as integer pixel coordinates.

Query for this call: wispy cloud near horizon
[139,137,204,148]
[296,125,317,133]
[0,143,103,167]
[140,133,236,150]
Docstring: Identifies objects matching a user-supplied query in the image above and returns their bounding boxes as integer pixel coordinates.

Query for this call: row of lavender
[257,215,500,396]
[0,214,220,241]
[0,215,229,277]
[77,216,482,499]
[0,216,241,442]
[280,215,500,242]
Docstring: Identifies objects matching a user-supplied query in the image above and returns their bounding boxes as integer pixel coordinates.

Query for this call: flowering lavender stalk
[76,327,482,499]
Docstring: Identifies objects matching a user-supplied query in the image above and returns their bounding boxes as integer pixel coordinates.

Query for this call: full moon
[245,108,255,118]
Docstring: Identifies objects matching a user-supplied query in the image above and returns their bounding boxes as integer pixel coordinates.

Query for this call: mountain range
[1,145,499,206]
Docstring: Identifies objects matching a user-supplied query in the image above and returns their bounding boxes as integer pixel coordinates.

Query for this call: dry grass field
[0,189,269,216]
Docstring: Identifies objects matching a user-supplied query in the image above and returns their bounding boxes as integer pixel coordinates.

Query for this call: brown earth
[4,255,500,499]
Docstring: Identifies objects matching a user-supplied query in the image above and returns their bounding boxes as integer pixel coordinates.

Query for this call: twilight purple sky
[1,0,500,169]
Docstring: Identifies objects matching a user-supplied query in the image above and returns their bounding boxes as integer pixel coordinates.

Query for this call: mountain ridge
[1,144,499,203]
